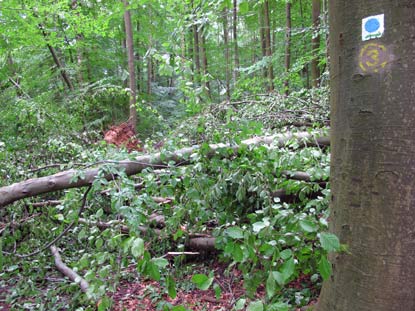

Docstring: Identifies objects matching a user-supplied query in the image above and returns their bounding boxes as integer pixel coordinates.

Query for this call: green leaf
[146,261,161,281]
[281,257,295,281]
[272,271,285,286]
[131,237,145,258]
[266,272,276,299]
[252,221,267,233]
[247,300,264,311]
[225,227,244,239]
[318,255,332,280]
[166,275,177,299]
[268,302,290,311]
[191,274,214,290]
[239,1,250,14]
[279,249,292,260]
[234,298,246,310]
[214,283,222,300]
[235,298,246,310]
[232,244,244,262]
[152,257,169,269]
[97,295,111,311]
[320,232,340,252]
[299,219,318,233]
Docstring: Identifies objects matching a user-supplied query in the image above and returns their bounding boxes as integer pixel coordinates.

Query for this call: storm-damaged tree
[316,2,415,311]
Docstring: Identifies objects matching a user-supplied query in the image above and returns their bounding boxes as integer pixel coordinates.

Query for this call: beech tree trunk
[223,7,231,101]
[311,0,321,88]
[263,0,274,91]
[199,27,211,98]
[0,131,328,208]
[316,2,415,311]
[232,0,239,82]
[284,2,291,96]
[123,0,138,130]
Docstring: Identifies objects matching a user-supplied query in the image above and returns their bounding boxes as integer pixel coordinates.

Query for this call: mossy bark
[317,1,415,310]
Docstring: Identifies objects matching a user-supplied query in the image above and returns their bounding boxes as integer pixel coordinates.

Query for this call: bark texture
[50,246,89,293]
[311,0,321,87]
[0,131,328,207]
[317,2,415,311]
[123,0,138,130]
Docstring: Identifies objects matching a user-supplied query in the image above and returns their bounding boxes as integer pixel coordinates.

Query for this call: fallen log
[50,245,89,293]
[77,218,216,251]
[0,131,329,208]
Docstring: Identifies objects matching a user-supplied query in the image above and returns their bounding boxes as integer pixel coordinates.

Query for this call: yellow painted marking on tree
[359,43,388,73]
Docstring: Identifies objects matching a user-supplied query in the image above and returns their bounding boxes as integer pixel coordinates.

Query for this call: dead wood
[77,218,216,251]
[0,131,328,208]
[50,246,89,293]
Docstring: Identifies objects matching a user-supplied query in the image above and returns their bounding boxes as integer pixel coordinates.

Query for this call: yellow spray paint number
[359,43,388,73]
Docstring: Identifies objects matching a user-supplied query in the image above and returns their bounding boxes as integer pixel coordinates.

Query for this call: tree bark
[284,2,291,96]
[39,24,74,91]
[199,27,211,97]
[223,7,231,101]
[0,131,329,207]
[232,0,239,82]
[50,246,89,293]
[311,0,321,88]
[192,0,201,80]
[316,2,415,311]
[263,0,274,91]
[123,0,138,131]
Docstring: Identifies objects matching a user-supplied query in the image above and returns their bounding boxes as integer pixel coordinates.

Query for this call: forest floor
[0,261,317,310]
[111,262,318,311]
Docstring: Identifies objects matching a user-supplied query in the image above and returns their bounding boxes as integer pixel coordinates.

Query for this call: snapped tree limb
[50,246,89,293]
[0,131,329,207]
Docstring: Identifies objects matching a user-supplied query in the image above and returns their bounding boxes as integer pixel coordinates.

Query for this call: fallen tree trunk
[77,218,216,251]
[50,245,89,293]
[0,131,329,208]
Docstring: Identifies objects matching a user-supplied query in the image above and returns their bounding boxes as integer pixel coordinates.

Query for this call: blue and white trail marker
[362,14,384,41]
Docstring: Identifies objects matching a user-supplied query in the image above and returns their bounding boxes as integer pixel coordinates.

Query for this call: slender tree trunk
[199,27,211,98]
[188,24,194,83]
[136,20,142,93]
[40,24,74,91]
[123,0,137,131]
[232,0,239,82]
[7,55,23,97]
[299,0,310,88]
[192,0,201,81]
[259,7,267,79]
[284,2,291,96]
[263,0,274,91]
[223,7,231,101]
[316,2,415,311]
[311,0,321,87]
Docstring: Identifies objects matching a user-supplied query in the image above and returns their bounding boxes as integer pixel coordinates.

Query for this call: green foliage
[0,0,333,310]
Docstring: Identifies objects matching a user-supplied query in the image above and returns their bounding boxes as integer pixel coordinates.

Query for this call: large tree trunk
[0,131,328,208]
[316,2,415,311]
[123,0,138,131]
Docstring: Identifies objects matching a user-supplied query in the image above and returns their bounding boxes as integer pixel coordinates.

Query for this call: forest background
[0,1,333,310]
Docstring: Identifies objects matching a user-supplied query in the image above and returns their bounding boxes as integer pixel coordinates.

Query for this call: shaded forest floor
[0,260,318,311]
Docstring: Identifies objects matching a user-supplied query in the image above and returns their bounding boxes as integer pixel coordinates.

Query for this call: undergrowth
[0,90,337,311]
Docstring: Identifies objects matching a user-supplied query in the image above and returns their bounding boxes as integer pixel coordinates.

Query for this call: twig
[3,186,92,258]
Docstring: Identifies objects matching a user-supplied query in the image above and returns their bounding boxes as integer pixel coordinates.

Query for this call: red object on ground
[104,122,143,152]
